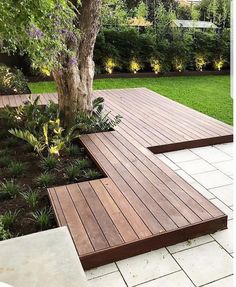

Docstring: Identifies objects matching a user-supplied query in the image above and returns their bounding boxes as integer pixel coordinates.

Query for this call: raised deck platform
[47,88,231,270]
[1,89,232,269]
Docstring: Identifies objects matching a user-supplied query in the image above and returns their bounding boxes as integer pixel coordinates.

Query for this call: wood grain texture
[1,89,230,269]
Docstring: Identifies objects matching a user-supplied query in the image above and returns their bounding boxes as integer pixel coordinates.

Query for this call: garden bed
[0,128,103,238]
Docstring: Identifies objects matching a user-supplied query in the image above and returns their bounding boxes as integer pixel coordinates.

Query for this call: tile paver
[203,275,233,287]
[173,241,233,286]
[209,184,233,207]
[164,149,199,163]
[191,170,232,189]
[88,271,127,287]
[191,146,232,163]
[85,263,118,280]
[177,158,216,175]
[117,249,180,286]
[213,160,233,176]
[138,271,195,287]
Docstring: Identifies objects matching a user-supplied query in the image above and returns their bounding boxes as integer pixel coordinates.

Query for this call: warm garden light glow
[173,58,184,72]
[195,54,207,71]
[130,58,141,74]
[104,58,116,74]
[150,58,161,74]
[214,57,225,71]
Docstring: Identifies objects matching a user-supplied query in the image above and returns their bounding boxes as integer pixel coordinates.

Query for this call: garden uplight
[130,58,141,74]
[214,57,225,71]
[104,58,116,74]
[150,58,161,74]
[195,54,207,71]
[173,58,184,72]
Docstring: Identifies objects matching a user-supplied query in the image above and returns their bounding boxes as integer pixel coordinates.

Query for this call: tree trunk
[53,0,102,128]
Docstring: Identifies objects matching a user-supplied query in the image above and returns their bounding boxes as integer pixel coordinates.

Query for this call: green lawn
[29,75,233,125]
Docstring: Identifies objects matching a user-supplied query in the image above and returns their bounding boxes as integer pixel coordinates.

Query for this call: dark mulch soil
[0,124,103,238]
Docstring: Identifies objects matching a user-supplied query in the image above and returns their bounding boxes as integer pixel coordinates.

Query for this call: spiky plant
[31,207,53,230]
[21,188,39,209]
[8,161,26,177]
[74,158,91,169]
[64,164,80,182]
[40,156,58,171]
[84,169,101,180]
[0,180,21,199]
[0,210,20,229]
[35,172,55,187]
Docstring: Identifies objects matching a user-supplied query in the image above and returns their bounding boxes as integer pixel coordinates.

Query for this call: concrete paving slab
[0,227,88,287]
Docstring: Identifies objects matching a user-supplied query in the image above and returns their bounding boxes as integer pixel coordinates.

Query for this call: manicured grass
[29,75,233,125]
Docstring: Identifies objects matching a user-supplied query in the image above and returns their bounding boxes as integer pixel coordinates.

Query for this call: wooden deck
[1,88,232,269]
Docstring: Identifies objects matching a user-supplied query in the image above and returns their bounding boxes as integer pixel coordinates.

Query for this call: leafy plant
[74,158,91,169]
[76,97,122,134]
[0,64,31,95]
[5,136,19,147]
[64,164,81,182]
[40,156,58,171]
[21,188,40,209]
[195,54,207,71]
[0,154,11,168]
[68,144,82,156]
[31,207,53,230]
[0,180,21,199]
[9,117,80,158]
[129,58,142,74]
[0,219,11,241]
[8,161,26,177]
[0,210,20,229]
[84,169,102,180]
[150,58,161,74]
[36,172,55,187]
[104,58,117,74]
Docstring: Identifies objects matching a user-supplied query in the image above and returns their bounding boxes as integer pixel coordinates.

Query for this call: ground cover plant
[29,75,233,125]
[0,96,120,240]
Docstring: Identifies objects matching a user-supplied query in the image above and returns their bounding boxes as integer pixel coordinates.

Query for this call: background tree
[0,0,103,127]
[101,0,128,28]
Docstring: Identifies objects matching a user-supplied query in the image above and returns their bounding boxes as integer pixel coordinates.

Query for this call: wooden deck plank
[0,88,230,269]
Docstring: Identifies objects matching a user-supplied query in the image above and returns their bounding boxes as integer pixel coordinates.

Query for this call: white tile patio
[87,143,234,287]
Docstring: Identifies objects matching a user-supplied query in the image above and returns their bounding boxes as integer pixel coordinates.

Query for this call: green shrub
[36,172,55,187]
[0,180,21,199]
[21,188,39,209]
[74,158,91,169]
[40,156,58,171]
[0,154,11,168]
[8,161,26,177]
[64,164,81,182]
[0,64,31,95]
[0,219,11,241]
[0,210,20,229]
[31,207,53,230]
[84,169,102,180]
[68,144,82,156]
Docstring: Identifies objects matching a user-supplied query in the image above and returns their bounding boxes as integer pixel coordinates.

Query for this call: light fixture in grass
[0,210,20,229]
[129,58,142,74]
[8,161,26,177]
[104,58,116,74]
[195,54,207,71]
[214,56,225,71]
[173,57,184,72]
[21,188,40,209]
[36,172,55,187]
[31,207,53,230]
[150,58,161,74]
[0,180,21,199]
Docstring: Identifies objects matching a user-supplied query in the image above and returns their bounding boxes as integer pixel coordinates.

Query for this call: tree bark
[53,0,102,128]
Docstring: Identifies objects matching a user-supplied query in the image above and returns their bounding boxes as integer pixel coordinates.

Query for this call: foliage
[8,161,26,177]
[64,164,81,182]
[150,58,161,74]
[195,54,207,71]
[68,144,82,156]
[31,207,53,230]
[130,58,142,73]
[214,56,225,71]
[0,154,11,168]
[75,159,91,169]
[0,180,21,199]
[104,58,117,74]
[0,0,80,72]
[0,64,31,95]
[173,57,185,72]
[84,169,102,180]
[40,156,58,171]
[0,210,20,229]
[101,0,128,27]
[21,188,39,209]
[36,172,55,187]
[0,219,11,240]
[75,97,122,134]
